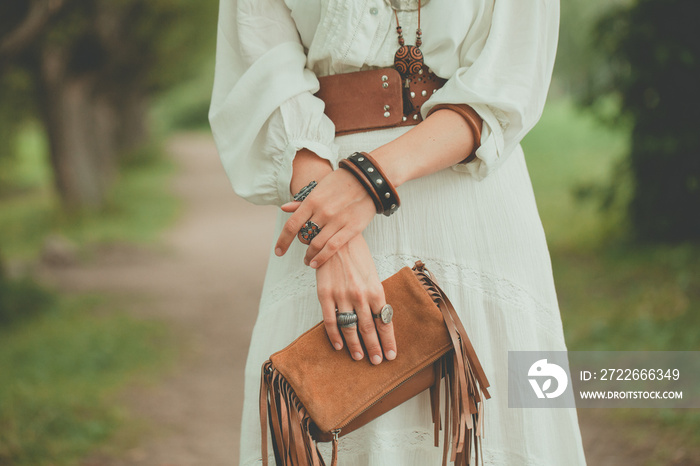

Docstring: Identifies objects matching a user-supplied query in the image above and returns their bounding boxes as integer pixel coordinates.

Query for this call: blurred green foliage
[0,137,179,261]
[0,0,219,207]
[152,55,217,133]
[0,275,55,327]
[555,0,630,96]
[0,295,175,465]
[524,98,700,462]
[523,99,630,249]
[524,98,700,351]
[0,123,178,465]
[587,0,700,241]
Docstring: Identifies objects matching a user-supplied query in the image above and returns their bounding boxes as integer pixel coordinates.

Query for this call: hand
[276,168,376,268]
[315,235,397,364]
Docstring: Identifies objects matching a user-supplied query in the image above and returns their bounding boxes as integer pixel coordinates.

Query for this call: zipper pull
[331,429,341,466]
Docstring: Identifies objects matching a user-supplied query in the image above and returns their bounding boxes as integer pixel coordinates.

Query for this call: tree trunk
[37,45,117,210]
[114,90,149,156]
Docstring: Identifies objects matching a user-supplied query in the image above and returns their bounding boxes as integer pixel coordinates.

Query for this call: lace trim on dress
[374,254,566,344]
[260,253,565,345]
[259,265,316,310]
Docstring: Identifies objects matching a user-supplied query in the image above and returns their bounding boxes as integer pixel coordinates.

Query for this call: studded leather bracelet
[338,159,384,213]
[339,152,400,217]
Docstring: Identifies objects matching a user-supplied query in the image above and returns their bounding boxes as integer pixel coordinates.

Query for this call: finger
[303,222,341,266]
[280,201,301,213]
[356,301,383,365]
[319,293,343,351]
[337,301,363,361]
[308,227,357,269]
[275,206,312,256]
[368,287,397,360]
[375,319,397,360]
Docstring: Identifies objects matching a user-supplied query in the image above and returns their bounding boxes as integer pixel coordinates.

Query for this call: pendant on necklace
[392,6,424,78]
[394,45,424,76]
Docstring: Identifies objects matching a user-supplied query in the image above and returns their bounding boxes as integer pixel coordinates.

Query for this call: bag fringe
[261,361,325,466]
[413,262,490,466]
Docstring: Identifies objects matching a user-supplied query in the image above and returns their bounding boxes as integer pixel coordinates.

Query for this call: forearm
[370,108,477,188]
[289,148,334,195]
[278,108,477,267]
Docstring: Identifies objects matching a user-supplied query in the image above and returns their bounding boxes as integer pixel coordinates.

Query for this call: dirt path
[38,133,690,465]
[42,133,276,465]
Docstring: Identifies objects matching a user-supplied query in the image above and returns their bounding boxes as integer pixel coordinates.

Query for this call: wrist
[368,107,478,187]
[290,148,333,195]
[367,146,409,188]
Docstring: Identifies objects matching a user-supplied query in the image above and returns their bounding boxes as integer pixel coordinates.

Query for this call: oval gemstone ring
[372,304,393,324]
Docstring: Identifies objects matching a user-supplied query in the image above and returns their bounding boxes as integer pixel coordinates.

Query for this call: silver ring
[337,311,358,328]
[293,180,317,202]
[372,304,393,324]
[298,220,321,245]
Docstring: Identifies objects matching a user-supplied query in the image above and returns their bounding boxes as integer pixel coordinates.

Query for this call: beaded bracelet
[340,152,400,217]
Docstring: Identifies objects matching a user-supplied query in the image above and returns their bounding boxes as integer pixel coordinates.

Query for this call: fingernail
[353,352,363,360]
[310,261,318,269]
[334,342,342,350]
[371,355,382,365]
[275,247,282,256]
[386,350,396,360]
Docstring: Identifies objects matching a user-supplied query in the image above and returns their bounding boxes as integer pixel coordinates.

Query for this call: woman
[209,0,587,464]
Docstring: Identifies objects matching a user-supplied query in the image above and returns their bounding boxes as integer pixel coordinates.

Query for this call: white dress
[209,0,587,464]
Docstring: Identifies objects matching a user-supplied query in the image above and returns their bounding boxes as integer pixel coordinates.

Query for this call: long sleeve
[209,0,337,206]
[422,0,559,180]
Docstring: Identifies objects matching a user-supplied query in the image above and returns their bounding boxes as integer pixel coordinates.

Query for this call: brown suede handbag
[260,261,490,466]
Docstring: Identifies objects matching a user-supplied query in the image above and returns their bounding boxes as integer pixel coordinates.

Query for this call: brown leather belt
[314,67,446,136]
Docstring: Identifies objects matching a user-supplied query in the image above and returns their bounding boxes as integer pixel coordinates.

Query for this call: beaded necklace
[392,0,424,78]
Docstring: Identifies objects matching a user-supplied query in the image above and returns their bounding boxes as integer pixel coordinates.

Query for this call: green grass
[0,295,174,466]
[151,56,215,133]
[553,244,700,352]
[0,125,179,261]
[0,121,52,193]
[524,98,700,352]
[524,97,700,463]
[523,98,631,249]
[0,122,180,464]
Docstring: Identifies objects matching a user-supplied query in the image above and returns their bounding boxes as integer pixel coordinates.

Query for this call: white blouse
[209,0,559,206]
